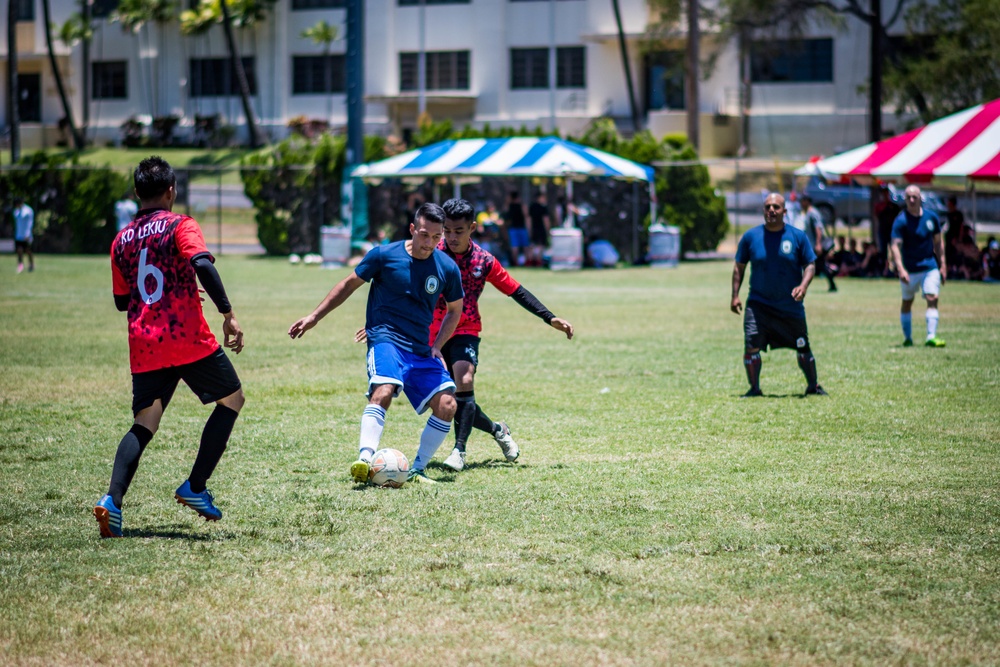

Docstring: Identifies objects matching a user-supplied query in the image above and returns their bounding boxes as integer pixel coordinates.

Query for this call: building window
[92,61,128,99]
[91,0,119,18]
[14,0,34,21]
[750,38,833,83]
[645,50,685,111]
[510,48,548,89]
[557,46,585,88]
[293,55,346,94]
[399,51,470,91]
[190,57,258,97]
[292,0,345,8]
[399,0,470,5]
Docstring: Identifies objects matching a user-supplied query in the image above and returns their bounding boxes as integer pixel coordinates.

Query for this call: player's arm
[934,231,946,284]
[430,298,463,361]
[731,262,747,314]
[488,262,572,338]
[191,253,244,354]
[890,238,908,283]
[288,272,366,339]
[111,257,129,312]
[792,262,815,302]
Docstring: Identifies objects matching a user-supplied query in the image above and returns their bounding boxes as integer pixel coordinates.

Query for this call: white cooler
[549,228,583,271]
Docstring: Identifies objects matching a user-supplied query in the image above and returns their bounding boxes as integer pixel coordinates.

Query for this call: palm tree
[301,20,340,124]
[57,10,93,140]
[181,0,273,148]
[7,0,20,161]
[41,0,85,149]
[113,0,176,119]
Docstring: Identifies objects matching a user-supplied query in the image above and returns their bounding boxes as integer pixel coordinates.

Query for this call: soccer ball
[369,448,409,488]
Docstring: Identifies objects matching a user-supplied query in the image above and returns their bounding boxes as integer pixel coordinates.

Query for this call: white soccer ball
[369,448,409,488]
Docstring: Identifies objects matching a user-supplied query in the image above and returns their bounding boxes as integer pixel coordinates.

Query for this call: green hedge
[1,152,131,254]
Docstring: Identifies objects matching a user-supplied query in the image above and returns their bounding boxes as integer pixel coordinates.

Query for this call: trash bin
[549,228,583,271]
[320,226,352,268]
[647,224,681,268]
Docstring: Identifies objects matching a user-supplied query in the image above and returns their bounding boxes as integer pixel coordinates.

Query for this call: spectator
[115,192,139,233]
[954,227,984,280]
[12,197,35,274]
[856,241,883,278]
[527,191,551,267]
[982,239,1000,282]
[586,235,620,268]
[504,190,529,266]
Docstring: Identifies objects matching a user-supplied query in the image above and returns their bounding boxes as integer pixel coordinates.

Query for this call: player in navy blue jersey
[731,193,827,397]
[288,203,464,484]
[890,185,947,347]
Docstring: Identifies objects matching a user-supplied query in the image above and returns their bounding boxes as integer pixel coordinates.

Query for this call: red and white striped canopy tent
[814,99,1000,185]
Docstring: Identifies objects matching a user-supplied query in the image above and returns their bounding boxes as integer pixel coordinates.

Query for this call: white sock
[900,312,912,340]
[413,415,451,472]
[358,405,386,462]
[926,308,939,339]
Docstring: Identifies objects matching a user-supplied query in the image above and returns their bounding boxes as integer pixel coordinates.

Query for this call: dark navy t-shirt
[891,210,942,273]
[354,241,463,356]
[736,224,817,318]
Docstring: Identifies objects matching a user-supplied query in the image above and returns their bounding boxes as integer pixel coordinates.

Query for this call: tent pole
[648,178,656,225]
[971,181,977,235]
[632,180,639,263]
[434,180,441,204]
[453,177,460,200]
[566,179,575,228]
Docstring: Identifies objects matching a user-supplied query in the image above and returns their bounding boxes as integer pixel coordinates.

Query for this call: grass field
[2,256,999,666]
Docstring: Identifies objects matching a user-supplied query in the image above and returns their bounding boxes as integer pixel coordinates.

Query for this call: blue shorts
[366,342,456,414]
[508,227,530,249]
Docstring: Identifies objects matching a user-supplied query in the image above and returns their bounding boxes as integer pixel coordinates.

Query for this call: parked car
[797,176,947,226]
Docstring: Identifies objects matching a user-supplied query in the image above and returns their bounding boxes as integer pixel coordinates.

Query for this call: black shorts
[14,240,31,252]
[131,347,241,415]
[441,334,481,375]
[744,302,810,353]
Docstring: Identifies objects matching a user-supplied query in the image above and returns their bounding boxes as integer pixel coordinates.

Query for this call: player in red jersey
[434,198,573,471]
[93,156,246,538]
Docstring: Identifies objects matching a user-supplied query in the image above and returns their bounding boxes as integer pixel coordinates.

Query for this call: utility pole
[417,0,426,120]
[346,0,364,166]
[82,0,91,140]
[869,0,883,244]
[611,0,640,133]
[686,0,699,150]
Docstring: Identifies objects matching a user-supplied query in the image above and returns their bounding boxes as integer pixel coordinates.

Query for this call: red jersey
[111,209,219,373]
[429,239,520,342]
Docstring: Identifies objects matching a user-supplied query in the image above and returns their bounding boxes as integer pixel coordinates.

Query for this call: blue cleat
[174,480,222,521]
[94,495,123,538]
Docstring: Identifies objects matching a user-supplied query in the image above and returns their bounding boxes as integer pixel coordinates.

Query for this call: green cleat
[925,337,946,348]
[902,338,913,347]
[350,460,371,484]
[407,469,437,485]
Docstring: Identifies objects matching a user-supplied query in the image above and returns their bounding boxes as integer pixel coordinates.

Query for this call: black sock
[108,424,154,509]
[797,352,818,390]
[472,403,495,434]
[744,352,762,392]
[188,405,239,494]
[454,391,476,454]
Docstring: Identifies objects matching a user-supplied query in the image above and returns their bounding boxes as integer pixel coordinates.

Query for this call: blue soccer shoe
[174,480,223,521]
[94,494,123,538]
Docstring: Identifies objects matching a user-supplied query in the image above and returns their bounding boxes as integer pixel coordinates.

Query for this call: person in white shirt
[115,194,139,232]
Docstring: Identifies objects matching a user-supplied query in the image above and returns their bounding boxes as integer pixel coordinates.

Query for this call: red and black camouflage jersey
[429,239,520,342]
[111,209,219,373]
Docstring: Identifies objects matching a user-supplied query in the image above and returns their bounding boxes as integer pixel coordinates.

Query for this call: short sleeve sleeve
[890,213,905,241]
[735,234,750,264]
[442,261,464,303]
[801,235,817,265]
[486,258,520,296]
[354,246,381,283]
[111,251,129,296]
[174,217,212,260]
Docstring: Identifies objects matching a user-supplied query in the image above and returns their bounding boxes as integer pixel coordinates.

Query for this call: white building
[1,0,916,158]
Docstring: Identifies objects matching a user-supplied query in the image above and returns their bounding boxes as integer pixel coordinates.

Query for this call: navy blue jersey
[736,224,817,318]
[891,210,942,273]
[354,241,463,356]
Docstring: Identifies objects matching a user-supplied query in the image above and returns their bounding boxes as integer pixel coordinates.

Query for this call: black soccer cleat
[805,385,828,396]
[741,388,764,398]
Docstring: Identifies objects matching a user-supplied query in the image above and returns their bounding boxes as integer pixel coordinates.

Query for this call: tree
[57,9,93,139]
[112,0,176,119]
[180,0,274,148]
[41,0,85,149]
[300,20,340,124]
[883,0,1000,125]
[7,0,20,161]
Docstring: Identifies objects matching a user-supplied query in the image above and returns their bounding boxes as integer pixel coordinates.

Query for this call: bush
[1,152,131,253]
[241,135,389,255]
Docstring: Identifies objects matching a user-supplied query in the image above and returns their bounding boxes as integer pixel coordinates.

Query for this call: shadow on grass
[736,393,811,399]
[126,525,223,540]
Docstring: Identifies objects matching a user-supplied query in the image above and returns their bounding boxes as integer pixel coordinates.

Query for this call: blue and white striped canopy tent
[352,137,657,233]
[352,136,654,182]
